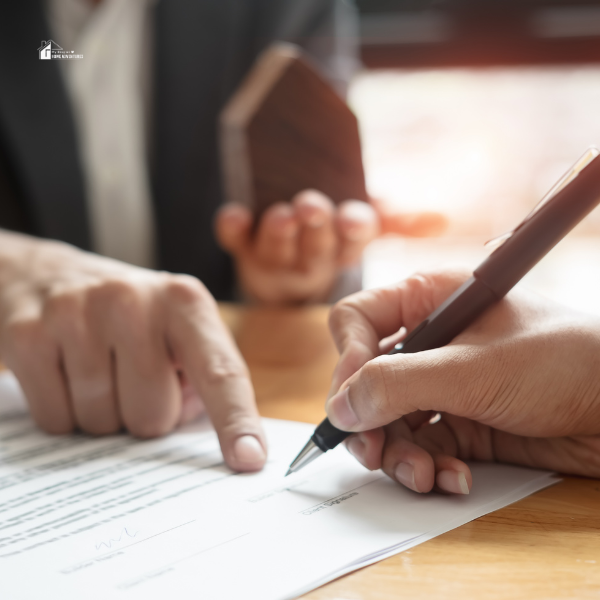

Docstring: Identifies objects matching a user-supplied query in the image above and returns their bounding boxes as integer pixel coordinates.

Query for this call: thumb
[327,339,376,398]
[325,344,495,432]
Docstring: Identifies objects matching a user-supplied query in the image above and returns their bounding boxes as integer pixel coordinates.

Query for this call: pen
[286,147,600,477]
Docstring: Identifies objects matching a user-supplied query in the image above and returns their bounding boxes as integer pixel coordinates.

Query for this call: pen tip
[284,468,292,477]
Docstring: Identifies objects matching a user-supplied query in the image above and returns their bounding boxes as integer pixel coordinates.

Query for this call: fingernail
[233,435,266,466]
[346,436,367,468]
[326,388,359,429]
[437,470,470,495]
[395,462,419,492]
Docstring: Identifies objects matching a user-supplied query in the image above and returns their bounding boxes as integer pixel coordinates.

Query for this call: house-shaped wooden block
[220,43,367,217]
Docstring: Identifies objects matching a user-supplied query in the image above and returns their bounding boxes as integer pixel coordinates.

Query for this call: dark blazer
[0,0,357,300]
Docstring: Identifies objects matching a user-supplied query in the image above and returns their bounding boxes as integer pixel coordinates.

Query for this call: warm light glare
[355,67,600,315]
[350,67,600,238]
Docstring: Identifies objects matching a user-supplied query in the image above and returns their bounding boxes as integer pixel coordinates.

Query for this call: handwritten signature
[95,527,138,551]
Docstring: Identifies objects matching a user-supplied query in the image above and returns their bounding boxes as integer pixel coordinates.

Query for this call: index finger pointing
[164,276,266,472]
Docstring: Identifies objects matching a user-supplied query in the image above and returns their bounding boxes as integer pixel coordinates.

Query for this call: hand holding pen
[325,269,600,494]
[287,148,600,489]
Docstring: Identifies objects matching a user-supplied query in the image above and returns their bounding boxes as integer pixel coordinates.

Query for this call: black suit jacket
[0,0,357,300]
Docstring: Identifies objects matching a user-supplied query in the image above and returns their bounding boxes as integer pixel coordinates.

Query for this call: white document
[0,372,557,600]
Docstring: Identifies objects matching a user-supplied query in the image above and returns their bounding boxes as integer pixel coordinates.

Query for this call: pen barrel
[307,155,600,460]
[475,155,600,297]
[391,276,498,356]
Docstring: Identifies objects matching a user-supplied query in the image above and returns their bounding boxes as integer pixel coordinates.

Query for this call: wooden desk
[221,304,600,600]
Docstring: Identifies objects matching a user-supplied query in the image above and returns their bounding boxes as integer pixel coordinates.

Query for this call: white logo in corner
[38,40,83,60]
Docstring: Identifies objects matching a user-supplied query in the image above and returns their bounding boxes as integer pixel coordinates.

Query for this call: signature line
[61,520,196,573]
[117,532,251,590]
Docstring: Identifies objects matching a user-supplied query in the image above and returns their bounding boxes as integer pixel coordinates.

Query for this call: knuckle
[403,272,436,302]
[101,279,143,311]
[328,300,359,343]
[202,354,248,387]
[402,269,469,312]
[94,280,148,334]
[4,317,51,362]
[328,299,348,329]
[43,290,84,327]
[360,357,397,419]
[165,275,213,309]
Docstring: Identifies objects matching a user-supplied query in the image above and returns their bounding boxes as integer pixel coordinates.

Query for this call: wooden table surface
[221,303,600,600]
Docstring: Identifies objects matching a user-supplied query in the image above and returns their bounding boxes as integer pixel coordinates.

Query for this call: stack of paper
[0,372,557,599]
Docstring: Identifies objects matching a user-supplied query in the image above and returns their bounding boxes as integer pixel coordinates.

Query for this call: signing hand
[326,270,600,494]
[0,232,266,472]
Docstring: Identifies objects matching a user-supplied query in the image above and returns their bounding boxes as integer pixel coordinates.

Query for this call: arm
[0,230,266,471]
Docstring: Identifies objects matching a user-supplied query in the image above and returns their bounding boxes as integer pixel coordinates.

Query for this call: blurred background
[352,0,600,315]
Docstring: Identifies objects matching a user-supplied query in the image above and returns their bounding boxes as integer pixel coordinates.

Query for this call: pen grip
[312,418,350,451]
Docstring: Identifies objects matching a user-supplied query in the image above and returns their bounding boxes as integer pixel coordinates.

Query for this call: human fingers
[292,190,337,268]
[325,339,503,433]
[345,427,386,471]
[254,203,299,268]
[396,410,600,481]
[44,291,120,435]
[164,276,266,472]
[381,433,436,493]
[327,271,469,395]
[344,412,434,477]
[1,309,75,434]
[178,371,206,425]
[329,271,469,356]
[214,203,253,256]
[431,412,600,479]
[346,416,471,495]
[347,413,454,493]
[101,282,181,439]
[335,200,379,266]
[329,274,600,439]
[409,420,472,494]
[492,430,600,478]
